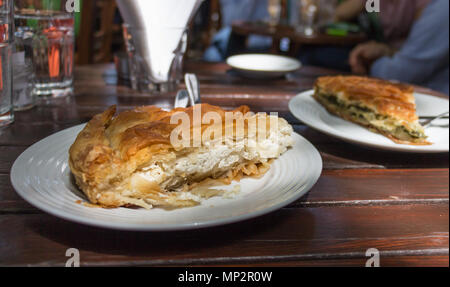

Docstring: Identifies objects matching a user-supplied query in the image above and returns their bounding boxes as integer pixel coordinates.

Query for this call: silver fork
[185,73,201,106]
[420,111,449,128]
[174,90,190,108]
[174,74,202,108]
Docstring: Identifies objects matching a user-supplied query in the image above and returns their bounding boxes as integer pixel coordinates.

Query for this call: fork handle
[422,111,449,128]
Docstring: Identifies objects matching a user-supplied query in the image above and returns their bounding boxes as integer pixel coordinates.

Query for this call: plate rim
[226,53,302,73]
[289,90,449,153]
[11,125,322,231]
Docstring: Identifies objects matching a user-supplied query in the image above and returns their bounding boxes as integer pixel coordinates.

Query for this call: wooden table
[228,21,367,56]
[0,62,448,267]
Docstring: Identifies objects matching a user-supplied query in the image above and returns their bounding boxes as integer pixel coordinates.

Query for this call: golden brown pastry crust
[314,76,430,145]
[313,95,430,146]
[69,104,281,208]
[315,76,417,123]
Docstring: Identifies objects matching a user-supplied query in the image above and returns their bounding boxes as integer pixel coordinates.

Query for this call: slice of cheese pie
[69,104,294,209]
[313,76,430,145]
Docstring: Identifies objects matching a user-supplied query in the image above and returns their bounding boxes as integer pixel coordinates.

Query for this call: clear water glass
[0,0,13,127]
[14,0,75,99]
[296,0,337,36]
[297,0,319,36]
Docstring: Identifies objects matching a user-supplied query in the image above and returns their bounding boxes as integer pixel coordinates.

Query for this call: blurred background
[16,0,450,94]
[69,0,394,66]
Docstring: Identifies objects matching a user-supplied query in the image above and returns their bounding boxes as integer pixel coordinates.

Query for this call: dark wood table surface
[228,21,367,56]
[0,62,448,267]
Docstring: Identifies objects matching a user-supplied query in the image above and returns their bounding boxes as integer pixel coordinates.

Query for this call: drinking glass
[13,29,35,111]
[296,0,337,36]
[297,0,319,36]
[14,0,75,98]
[267,0,282,27]
[123,24,188,93]
[0,0,13,127]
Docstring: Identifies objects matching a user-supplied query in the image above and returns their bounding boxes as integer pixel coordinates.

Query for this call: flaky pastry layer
[69,104,294,209]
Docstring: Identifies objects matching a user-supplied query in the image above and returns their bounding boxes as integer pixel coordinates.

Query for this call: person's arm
[370,0,449,85]
[349,41,395,75]
[414,0,432,20]
[334,0,365,22]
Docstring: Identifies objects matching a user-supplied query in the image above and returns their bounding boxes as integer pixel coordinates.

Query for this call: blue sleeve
[370,0,449,85]
[220,0,268,26]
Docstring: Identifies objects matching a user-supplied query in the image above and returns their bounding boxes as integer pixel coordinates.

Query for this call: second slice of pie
[313,76,430,145]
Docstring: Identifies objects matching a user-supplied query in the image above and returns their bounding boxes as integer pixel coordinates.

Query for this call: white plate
[227,54,301,79]
[289,90,449,153]
[11,125,322,231]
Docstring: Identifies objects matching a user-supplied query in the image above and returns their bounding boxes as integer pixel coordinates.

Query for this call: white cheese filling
[136,117,294,187]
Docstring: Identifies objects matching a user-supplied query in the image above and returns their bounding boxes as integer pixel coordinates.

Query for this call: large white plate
[11,125,322,231]
[289,90,449,153]
[227,54,301,79]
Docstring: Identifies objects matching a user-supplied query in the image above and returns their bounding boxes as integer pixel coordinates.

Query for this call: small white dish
[289,90,449,153]
[11,125,322,231]
[226,54,301,79]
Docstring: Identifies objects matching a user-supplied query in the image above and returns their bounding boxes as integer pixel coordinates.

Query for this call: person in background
[349,0,449,95]
[336,0,431,49]
[298,0,431,71]
[203,0,272,62]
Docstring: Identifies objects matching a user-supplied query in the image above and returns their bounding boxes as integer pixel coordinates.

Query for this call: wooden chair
[185,0,222,59]
[76,0,119,65]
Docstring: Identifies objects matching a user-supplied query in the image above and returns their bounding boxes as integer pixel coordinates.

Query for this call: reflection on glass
[0,0,13,127]
[13,33,35,111]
